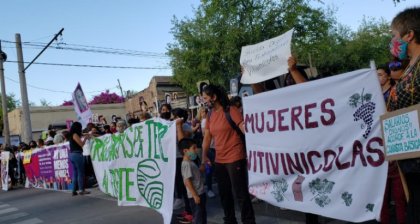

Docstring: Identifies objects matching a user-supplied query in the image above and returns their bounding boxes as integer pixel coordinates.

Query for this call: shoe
[78,190,91,195]
[178,214,193,224]
[173,198,184,210]
[207,190,216,198]
[72,192,78,196]
[176,211,191,220]
[92,183,98,188]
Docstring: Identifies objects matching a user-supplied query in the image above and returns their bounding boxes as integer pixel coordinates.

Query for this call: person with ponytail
[201,84,255,224]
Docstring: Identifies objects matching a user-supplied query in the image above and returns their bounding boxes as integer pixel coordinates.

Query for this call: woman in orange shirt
[201,84,255,224]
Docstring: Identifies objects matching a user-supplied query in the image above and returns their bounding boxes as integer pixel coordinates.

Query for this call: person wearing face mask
[201,84,255,224]
[172,108,195,222]
[378,63,407,224]
[160,103,172,121]
[388,7,420,224]
[179,138,207,224]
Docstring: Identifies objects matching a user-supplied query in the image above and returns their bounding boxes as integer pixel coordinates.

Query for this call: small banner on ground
[90,118,176,224]
[243,69,388,222]
[23,144,74,190]
[1,151,10,191]
[72,83,93,128]
[240,29,293,84]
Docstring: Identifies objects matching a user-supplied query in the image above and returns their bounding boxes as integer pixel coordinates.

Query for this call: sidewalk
[172,187,348,224]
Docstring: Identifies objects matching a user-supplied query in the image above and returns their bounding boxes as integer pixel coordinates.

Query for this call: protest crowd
[0,6,420,224]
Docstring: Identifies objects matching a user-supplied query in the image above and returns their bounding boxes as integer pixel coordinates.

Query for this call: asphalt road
[0,187,163,224]
[0,186,381,224]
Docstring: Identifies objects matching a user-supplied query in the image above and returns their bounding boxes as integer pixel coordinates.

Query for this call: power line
[5,60,170,70]
[5,75,118,94]
[0,40,169,58]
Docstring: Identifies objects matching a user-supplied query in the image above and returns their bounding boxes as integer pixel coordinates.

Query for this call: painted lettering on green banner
[91,122,168,163]
[104,168,136,201]
[145,120,168,162]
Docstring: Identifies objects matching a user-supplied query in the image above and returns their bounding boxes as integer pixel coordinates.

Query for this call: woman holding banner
[201,84,255,224]
[69,122,91,196]
[388,7,420,223]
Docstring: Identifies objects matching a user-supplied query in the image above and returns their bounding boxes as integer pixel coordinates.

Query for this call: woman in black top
[69,122,91,196]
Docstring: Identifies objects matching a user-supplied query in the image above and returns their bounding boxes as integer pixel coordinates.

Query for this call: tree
[61,90,123,106]
[61,100,73,106]
[0,93,19,112]
[40,98,51,107]
[168,0,335,94]
[125,90,139,99]
[169,0,395,87]
[89,90,123,104]
[0,93,20,134]
[313,18,391,76]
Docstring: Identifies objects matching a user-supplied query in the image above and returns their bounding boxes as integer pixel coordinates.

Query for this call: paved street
[0,187,162,224]
[0,186,379,224]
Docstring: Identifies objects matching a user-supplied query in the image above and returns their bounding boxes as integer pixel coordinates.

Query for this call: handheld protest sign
[381,104,420,161]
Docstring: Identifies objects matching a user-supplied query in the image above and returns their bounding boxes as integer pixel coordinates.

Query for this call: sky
[0,0,418,106]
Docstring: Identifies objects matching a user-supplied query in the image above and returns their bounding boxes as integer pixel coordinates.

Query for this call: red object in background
[24,154,40,181]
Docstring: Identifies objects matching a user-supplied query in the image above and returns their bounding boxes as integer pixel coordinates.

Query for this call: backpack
[224,109,246,148]
[208,107,246,149]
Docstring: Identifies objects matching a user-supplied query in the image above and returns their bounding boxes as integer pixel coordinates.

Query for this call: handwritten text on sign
[240,29,293,84]
[383,111,420,156]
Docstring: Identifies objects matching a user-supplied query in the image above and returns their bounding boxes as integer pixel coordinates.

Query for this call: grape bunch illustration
[137,159,164,209]
[271,178,288,202]
[341,192,353,206]
[366,203,374,212]
[348,89,375,139]
[309,178,335,207]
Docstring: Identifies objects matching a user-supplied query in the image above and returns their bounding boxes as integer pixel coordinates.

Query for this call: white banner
[72,83,93,128]
[243,69,388,222]
[1,151,10,191]
[240,29,293,84]
[90,118,176,224]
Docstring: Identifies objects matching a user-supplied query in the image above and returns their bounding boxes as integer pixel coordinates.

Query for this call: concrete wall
[8,103,126,142]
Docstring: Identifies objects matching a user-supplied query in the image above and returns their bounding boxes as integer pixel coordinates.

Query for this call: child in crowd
[179,138,207,224]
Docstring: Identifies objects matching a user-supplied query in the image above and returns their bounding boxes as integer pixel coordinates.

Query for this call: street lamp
[0,51,6,61]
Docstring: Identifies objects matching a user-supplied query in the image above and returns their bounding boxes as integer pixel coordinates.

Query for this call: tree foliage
[61,100,73,106]
[315,18,391,76]
[0,93,19,112]
[0,93,19,132]
[168,0,394,92]
[61,90,123,106]
[89,90,123,105]
[168,0,334,94]
[40,98,51,107]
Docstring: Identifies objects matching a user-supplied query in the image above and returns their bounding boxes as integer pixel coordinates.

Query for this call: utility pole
[0,41,10,146]
[15,34,32,143]
[15,28,64,143]
[117,79,124,102]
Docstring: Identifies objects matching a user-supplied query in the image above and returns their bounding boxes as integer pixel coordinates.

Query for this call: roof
[151,76,173,85]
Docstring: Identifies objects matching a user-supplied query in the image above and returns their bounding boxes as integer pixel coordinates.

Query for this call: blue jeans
[188,193,207,224]
[70,152,85,192]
